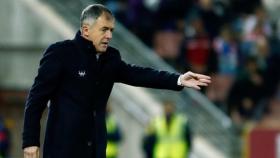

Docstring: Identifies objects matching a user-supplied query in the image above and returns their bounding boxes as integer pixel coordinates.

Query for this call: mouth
[101,42,109,47]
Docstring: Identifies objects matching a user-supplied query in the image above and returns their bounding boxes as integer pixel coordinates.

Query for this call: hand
[24,146,39,158]
[180,71,211,90]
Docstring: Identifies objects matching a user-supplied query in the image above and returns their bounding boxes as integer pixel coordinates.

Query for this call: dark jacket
[22,31,183,158]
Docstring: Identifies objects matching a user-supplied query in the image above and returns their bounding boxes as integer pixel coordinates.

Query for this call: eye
[100,27,114,33]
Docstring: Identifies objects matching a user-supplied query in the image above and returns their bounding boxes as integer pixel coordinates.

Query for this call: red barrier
[249,129,280,158]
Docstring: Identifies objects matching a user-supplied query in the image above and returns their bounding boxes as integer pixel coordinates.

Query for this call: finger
[187,72,198,79]
[197,74,211,79]
[199,78,211,83]
[193,73,211,79]
[192,85,201,90]
[195,79,208,86]
[197,82,208,86]
[188,82,202,90]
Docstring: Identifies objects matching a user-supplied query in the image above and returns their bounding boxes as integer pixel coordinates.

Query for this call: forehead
[94,13,115,28]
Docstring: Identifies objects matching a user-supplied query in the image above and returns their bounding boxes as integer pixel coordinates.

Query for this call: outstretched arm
[112,48,211,90]
[116,60,183,91]
[116,60,211,90]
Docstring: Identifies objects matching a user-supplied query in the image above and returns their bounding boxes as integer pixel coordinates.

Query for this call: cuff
[177,75,183,86]
[22,138,40,149]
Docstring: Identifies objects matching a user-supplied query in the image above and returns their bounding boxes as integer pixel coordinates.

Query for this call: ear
[81,24,90,37]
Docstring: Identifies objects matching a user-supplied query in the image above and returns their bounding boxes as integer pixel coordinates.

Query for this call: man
[23,4,211,158]
[143,101,192,158]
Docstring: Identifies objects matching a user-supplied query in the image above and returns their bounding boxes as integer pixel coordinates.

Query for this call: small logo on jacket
[78,71,86,77]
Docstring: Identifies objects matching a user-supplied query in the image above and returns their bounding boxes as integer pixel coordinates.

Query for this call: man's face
[82,13,115,53]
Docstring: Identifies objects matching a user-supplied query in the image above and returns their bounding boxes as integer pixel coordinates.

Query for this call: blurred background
[1,0,280,157]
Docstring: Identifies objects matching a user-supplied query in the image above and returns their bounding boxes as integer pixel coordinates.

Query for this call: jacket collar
[74,30,97,54]
[73,31,114,61]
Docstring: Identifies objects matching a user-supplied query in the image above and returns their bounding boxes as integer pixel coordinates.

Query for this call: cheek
[89,31,104,45]
[94,38,102,45]
[90,35,99,44]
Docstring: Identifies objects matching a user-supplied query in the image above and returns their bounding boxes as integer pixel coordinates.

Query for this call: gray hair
[80,4,113,27]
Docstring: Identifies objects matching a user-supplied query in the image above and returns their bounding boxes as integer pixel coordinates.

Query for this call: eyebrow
[101,27,114,31]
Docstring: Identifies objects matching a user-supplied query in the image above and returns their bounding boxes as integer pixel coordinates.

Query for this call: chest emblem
[78,70,86,77]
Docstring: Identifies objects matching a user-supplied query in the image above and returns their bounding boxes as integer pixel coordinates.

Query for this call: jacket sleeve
[115,59,183,91]
[22,45,62,149]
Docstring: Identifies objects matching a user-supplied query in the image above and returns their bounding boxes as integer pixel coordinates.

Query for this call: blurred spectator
[105,0,194,47]
[106,105,122,158]
[242,6,271,39]
[263,53,280,97]
[0,117,10,158]
[153,23,184,70]
[155,0,193,30]
[240,6,271,67]
[194,0,228,39]
[230,0,262,15]
[227,56,264,124]
[206,24,238,109]
[152,0,193,71]
[180,14,217,74]
[269,22,280,55]
[125,0,158,47]
[143,101,192,158]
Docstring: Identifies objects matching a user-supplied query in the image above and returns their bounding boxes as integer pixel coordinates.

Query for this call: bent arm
[22,45,62,149]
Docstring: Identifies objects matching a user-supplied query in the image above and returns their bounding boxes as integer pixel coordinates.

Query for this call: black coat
[22,31,183,158]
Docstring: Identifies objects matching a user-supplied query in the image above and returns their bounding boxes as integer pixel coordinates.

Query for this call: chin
[97,49,107,53]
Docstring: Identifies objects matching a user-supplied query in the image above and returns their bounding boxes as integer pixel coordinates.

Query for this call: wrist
[177,75,183,86]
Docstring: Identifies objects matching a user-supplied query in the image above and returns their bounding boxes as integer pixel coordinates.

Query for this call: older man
[22,4,210,158]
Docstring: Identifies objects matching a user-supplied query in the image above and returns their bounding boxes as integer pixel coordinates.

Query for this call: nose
[105,30,112,40]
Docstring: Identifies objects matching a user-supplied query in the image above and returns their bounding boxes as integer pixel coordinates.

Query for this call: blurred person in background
[0,117,10,158]
[194,0,226,39]
[227,56,264,125]
[239,5,271,68]
[22,4,211,158]
[106,104,122,158]
[180,14,217,75]
[143,101,192,158]
[230,0,262,15]
[206,24,238,111]
[261,22,280,98]
[153,21,185,70]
